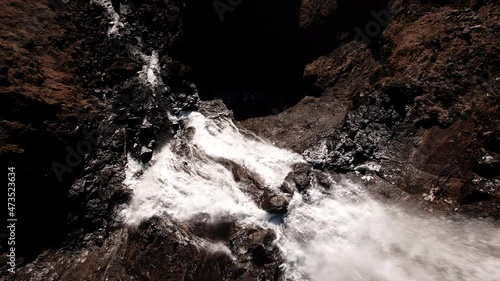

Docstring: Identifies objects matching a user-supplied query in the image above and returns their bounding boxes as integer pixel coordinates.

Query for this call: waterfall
[90,2,500,280]
[123,111,500,281]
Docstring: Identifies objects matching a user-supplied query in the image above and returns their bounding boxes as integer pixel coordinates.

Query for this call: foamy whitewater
[90,3,500,278]
[122,111,500,281]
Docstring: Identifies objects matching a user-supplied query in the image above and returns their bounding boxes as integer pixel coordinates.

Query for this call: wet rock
[261,193,291,214]
[105,59,141,80]
[188,213,235,241]
[140,147,153,163]
[229,226,282,268]
[473,153,500,178]
[484,129,500,154]
[139,119,154,144]
[280,180,295,194]
[285,163,311,191]
[140,118,153,130]
[460,175,498,205]
[127,116,142,127]
[312,169,334,189]
[125,217,244,281]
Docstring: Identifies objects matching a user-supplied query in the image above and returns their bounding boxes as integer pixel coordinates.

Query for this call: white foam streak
[123,112,300,225]
[138,51,164,89]
[124,146,266,224]
[185,112,305,188]
[279,183,500,281]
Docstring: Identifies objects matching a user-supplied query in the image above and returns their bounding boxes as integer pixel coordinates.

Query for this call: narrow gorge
[0,0,499,280]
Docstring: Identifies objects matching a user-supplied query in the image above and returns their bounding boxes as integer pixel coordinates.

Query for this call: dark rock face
[178,0,305,119]
[1,0,198,269]
[242,0,499,219]
[11,216,282,280]
[283,163,312,191]
[1,0,499,279]
[473,153,500,178]
[484,128,500,154]
[460,175,499,206]
[2,0,287,279]
[50,0,202,253]
[123,217,245,281]
[0,0,101,261]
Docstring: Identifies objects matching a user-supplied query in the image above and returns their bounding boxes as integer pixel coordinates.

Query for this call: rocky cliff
[0,0,498,280]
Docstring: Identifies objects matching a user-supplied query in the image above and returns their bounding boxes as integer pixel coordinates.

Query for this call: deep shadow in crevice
[301,0,391,60]
[302,0,394,63]
[0,135,78,262]
[172,0,305,120]
[172,0,392,120]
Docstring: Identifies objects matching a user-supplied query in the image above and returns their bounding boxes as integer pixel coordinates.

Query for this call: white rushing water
[137,50,165,90]
[89,2,500,278]
[124,111,303,225]
[281,184,500,281]
[123,111,500,281]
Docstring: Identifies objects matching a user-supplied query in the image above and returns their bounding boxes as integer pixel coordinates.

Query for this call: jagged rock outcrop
[243,0,499,219]
[1,0,499,279]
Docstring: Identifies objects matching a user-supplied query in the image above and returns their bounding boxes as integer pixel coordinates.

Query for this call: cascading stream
[123,111,500,281]
[123,111,303,225]
[91,3,500,280]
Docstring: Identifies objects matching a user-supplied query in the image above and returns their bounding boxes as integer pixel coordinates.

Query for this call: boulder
[229,226,282,267]
[260,193,291,214]
[290,163,311,191]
